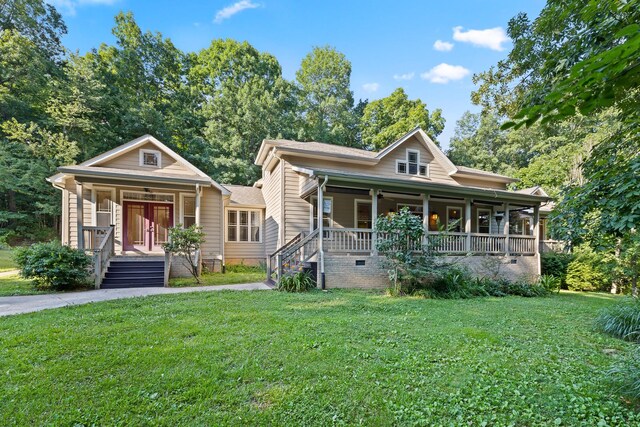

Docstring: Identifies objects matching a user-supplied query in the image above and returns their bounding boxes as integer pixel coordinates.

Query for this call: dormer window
[140,149,161,168]
[396,149,429,177]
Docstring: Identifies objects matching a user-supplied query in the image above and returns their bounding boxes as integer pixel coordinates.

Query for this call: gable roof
[452,165,519,184]
[223,185,265,208]
[48,135,229,194]
[515,186,550,197]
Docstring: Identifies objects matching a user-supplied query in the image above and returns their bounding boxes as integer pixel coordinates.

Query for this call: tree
[0,0,67,60]
[163,225,206,284]
[360,88,444,150]
[474,0,639,293]
[447,111,505,173]
[190,39,297,185]
[295,46,357,146]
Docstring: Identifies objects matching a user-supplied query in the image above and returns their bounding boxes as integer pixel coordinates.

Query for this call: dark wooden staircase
[101,257,165,289]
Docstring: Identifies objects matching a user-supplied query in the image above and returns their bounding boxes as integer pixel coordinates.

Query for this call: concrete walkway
[0,283,271,317]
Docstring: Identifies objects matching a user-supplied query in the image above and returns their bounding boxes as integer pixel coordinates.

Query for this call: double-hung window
[227,209,261,242]
[396,149,429,177]
[95,190,114,226]
[182,195,196,227]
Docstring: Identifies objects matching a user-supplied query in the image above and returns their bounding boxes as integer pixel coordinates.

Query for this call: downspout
[318,175,329,290]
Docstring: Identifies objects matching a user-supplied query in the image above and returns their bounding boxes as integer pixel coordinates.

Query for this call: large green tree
[295,46,357,146]
[360,88,444,150]
[190,39,297,184]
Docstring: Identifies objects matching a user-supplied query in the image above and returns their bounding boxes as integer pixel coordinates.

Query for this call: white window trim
[225,208,262,243]
[91,187,116,226]
[179,192,197,226]
[310,195,334,233]
[139,149,162,168]
[446,205,464,233]
[476,208,492,234]
[396,149,430,177]
[354,199,372,229]
[120,190,175,204]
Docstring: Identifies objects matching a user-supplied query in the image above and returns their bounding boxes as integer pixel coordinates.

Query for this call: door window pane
[356,202,372,229]
[477,209,491,234]
[447,207,463,232]
[127,204,145,246]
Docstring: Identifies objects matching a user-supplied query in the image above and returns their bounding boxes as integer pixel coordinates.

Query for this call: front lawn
[0,249,16,272]
[0,275,43,297]
[170,265,266,287]
[0,291,638,425]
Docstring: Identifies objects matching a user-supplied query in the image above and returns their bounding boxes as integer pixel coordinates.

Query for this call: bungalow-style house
[49,128,553,289]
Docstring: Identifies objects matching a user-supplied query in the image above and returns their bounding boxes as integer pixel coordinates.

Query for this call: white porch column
[195,184,201,226]
[317,179,325,288]
[422,193,429,247]
[504,203,510,255]
[465,198,472,252]
[533,204,541,275]
[76,181,84,250]
[371,188,378,255]
[195,184,202,275]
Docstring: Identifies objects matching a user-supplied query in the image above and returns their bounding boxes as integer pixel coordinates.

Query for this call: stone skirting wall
[322,254,540,289]
[225,257,265,267]
[169,256,224,278]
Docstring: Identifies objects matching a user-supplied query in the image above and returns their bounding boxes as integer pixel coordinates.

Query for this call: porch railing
[85,226,115,288]
[540,240,565,253]
[83,226,113,250]
[321,228,538,256]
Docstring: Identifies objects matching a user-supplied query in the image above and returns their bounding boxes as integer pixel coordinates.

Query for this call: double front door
[124,202,173,251]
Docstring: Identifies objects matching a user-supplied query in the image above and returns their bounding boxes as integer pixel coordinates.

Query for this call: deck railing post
[465,198,472,253]
[422,194,429,249]
[504,203,510,255]
[371,188,378,255]
[76,181,84,250]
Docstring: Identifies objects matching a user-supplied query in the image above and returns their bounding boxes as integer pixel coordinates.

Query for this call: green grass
[0,275,43,297]
[1,291,638,425]
[170,265,266,287]
[0,249,17,272]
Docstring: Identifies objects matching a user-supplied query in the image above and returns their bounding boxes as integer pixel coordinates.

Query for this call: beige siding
[200,187,223,260]
[98,142,194,175]
[261,160,282,255]
[284,161,311,241]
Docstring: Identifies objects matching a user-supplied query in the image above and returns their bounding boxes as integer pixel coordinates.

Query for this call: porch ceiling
[295,167,551,205]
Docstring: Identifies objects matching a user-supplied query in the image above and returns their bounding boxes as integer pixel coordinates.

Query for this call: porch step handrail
[267,232,304,282]
[88,225,115,288]
[268,230,319,283]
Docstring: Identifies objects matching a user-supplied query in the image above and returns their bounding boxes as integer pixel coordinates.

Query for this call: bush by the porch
[163,225,205,284]
[13,241,91,291]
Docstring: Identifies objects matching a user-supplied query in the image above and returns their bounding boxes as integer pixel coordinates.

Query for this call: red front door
[123,202,173,252]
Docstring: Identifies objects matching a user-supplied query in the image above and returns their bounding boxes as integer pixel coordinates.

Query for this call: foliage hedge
[13,241,91,291]
[566,247,610,292]
[541,251,575,287]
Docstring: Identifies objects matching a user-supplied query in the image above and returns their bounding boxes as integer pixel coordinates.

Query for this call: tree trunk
[611,238,621,294]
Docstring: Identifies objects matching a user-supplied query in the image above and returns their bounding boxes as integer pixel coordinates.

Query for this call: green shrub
[596,298,640,342]
[277,271,315,292]
[14,241,91,291]
[538,275,561,293]
[608,346,640,402]
[566,247,610,291]
[541,252,574,287]
[504,280,549,297]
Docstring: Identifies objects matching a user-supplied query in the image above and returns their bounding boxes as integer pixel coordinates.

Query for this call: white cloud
[420,63,470,84]
[433,40,454,52]
[452,26,510,51]
[362,82,380,93]
[393,72,415,81]
[47,0,118,16]
[214,0,260,24]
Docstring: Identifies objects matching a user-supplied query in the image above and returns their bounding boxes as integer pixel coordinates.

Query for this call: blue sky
[49,0,544,147]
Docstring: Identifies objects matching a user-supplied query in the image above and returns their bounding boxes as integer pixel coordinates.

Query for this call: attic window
[140,149,161,168]
[396,149,429,177]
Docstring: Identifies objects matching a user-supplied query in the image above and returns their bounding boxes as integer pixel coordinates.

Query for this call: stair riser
[108,263,164,269]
